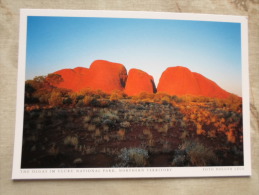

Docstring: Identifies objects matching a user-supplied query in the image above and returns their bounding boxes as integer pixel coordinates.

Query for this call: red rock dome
[87,60,127,93]
[53,67,89,91]
[51,60,127,93]
[124,68,156,96]
[157,66,230,99]
[193,72,230,98]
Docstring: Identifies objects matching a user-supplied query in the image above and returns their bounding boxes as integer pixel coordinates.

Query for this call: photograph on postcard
[12,9,250,179]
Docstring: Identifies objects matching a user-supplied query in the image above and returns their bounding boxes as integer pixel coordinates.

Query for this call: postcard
[12,9,250,179]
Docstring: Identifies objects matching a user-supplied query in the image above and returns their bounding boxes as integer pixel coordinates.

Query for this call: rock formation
[86,60,127,93]
[124,68,156,96]
[52,60,127,93]
[51,61,231,99]
[157,66,230,99]
[53,67,89,91]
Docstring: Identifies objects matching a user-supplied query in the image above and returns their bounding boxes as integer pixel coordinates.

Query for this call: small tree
[83,95,93,106]
[49,90,63,107]
[24,82,36,103]
[46,74,64,85]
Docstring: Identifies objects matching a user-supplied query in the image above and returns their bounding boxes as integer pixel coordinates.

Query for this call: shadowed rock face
[124,68,156,96]
[157,66,230,99]
[53,60,127,93]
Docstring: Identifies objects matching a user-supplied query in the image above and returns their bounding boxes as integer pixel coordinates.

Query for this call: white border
[12,9,251,179]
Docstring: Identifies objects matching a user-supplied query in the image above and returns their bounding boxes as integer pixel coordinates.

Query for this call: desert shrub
[46,73,64,85]
[157,124,169,134]
[115,148,149,167]
[226,94,242,111]
[95,128,101,137]
[94,89,108,99]
[194,96,211,103]
[103,135,110,142]
[83,116,91,123]
[64,135,78,147]
[25,75,56,105]
[172,140,218,166]
[196,123,206,135]
[101,110,119,121]
[207,129,217,138]
[117,129,126,140]
[76,95,84,102]
[171,95,182,103]
[49,90,63,107]
[83,95,93,106]
[133,92,154,102]
[24,83,37,103]
[110,90,125,101]
[68,92,78,105]
[120,121,131,128]
[102,119,117,129]
[180,95,193,102]
[213,98,226,108]
[88,124,96,132]
[77,88,95,97]
[226,124,237,143]
[73,158,83,165]
[154,93,171,103]
[143,128,152,138]
[98,99,111,107]
[38,93,51,104]
[161,96,171,104]
[180,130,189,139]
[92,117,101,125]
[76,100,84,107]
[103,125,109,132]
[63,97,72,105]
[89,98,100,107]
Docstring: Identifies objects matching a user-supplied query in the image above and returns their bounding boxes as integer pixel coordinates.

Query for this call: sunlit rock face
[53,60,127,93]
[157,66,230,99]
[124,68,156,96]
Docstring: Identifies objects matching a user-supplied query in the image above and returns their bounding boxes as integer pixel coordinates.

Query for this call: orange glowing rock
[87,60,127,93]
[124,68,156,96]
[52,60,127,93]
[193,72,230,99]
[53,67,89,91]
[157,66,230,99]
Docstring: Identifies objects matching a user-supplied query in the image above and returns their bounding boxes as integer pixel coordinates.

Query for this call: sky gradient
[26,16,242,96]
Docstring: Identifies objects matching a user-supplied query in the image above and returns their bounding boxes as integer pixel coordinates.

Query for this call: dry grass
[172,140,219,166]
[83,115,91,123]
[143,128,152,138]
[196,123,206,135]
[116,148,149,167]
[157,124,168,134]
[88,124,96,132]
[120,121,131,128]
[64,135,78,147]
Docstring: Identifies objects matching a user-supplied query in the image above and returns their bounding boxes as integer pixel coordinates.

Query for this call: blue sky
[26,16,242,96]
